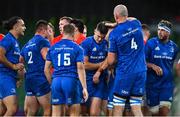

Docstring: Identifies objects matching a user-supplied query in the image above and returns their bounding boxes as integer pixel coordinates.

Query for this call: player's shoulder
[81,36,93,46]
[147,37,158,43]
[169,39,178,48]
[83,36,93,43]
[146,37,159,48]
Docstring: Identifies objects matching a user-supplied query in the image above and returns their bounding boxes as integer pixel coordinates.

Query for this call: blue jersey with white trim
[81,36,108,81]
[108,19,147,74]
[21,35,50,78]
[0,33,20,77]
[145,37,179,87]
[46,39,84,79]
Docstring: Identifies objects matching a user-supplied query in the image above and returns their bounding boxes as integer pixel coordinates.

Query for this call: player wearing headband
[145,20,179,116]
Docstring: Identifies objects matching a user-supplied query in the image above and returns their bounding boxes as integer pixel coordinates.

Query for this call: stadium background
[0,0,180,115]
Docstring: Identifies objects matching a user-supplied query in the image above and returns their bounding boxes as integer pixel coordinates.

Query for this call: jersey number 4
[58,53,71,66]
[131,38,138,50]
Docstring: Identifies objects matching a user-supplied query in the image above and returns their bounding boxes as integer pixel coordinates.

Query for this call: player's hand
[82,88,88,102]
[93,71,101,84]
[13,63,24,71]
[152,64,163,76]
[104,22,117,28]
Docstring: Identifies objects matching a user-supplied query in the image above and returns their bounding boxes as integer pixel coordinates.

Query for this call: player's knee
[113,95,126,107]
[6,105,18,115]
[160,101,171,109]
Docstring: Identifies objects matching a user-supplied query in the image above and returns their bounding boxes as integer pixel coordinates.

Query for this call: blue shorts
[0,75,17,99]
[113,71,146,97]
[87,78,108,100]
[25,76,50,97]
[51,77,81,105]
[146,86,173,107]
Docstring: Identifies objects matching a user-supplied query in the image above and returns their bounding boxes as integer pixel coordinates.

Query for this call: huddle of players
[0,4,179,116]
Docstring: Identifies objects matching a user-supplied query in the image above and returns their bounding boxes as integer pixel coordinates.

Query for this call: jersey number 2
[28,51,33,64]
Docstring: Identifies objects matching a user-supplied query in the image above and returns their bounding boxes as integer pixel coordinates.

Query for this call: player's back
[109,19,146,74]
[47,39,83,79]
[21,35,50,78]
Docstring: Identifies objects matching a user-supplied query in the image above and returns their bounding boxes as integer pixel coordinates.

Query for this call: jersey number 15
[58,53,71,66]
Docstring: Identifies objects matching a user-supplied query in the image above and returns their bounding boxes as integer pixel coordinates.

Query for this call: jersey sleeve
[80,39,89,56]
[20,46,25,57]
[76,46,84,62]
[39,39,50,51]
[0,38,12,52]
[46,48,52,61]
[108,31,117,53]
[145,40,153,62]
[173,44,179,61]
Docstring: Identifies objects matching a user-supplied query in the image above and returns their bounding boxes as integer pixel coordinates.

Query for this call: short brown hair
[63,24,75,36]
[35,20,48,32]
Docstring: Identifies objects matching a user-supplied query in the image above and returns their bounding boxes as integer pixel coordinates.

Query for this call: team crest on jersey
[92,47,97,51]
[170,47,174,53]
[15,42,18,47]
[128,28,132,31]
[155,46,160,51]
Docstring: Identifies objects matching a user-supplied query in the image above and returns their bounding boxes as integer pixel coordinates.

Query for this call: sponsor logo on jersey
[155,46,160,51]
[92,47,97,51]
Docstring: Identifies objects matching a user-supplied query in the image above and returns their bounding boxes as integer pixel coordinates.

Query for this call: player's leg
[33,77,51,116]
[90,97,102,115]
[159,101,171,116]
[0,99,6,116]
[113,95,126,116]
[101,99,108,115]
[51,77,66,116]
[112,73,134,116]
[123,98,133,116]
[3,95,18,116]
[1,77,18,116]
[62,77,82,116]
[130,96,143,116]
[146,87,160,115]
[90,78,108,116]
[24,96,39,116]
[130,71,146,116]
[141,95,151,116]
[69,104,80,116]
[52,104,65,116]
[37,92,51,116]
[107,95,114,116]
[159,87,173,116]
[24,78,40,116]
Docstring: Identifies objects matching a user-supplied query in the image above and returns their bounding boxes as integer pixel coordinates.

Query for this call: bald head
[114,4,128,17]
